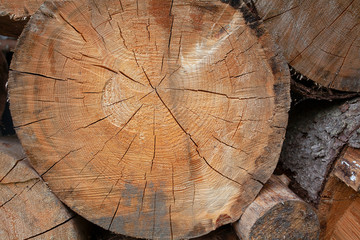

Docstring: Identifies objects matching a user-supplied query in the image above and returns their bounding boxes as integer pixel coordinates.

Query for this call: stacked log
[8,0,290,239]
[233,175,320,240]
[0,136,90,239]
[1,0,359,239]
[244,0,360,92]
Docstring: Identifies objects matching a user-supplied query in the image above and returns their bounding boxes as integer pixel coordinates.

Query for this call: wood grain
[9,1,290,239]
[247,0,360,92]
[234,175,320,240]
[333,147,360,192]
[317,174,360,240]
[0,136,90,240]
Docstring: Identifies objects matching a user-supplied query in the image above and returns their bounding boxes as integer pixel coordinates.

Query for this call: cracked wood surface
[317,168,360,239]
[233,175,320,240]
[9,0,290,239]
[245,0,360,92]
[0,0,43,37]
[0,136,89,240]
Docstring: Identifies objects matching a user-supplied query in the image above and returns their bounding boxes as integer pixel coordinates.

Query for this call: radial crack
[14,117,54,129]
[106,96,134,106]
[0,158,26,182]
[42,147,82,176]
[213,136,237,149]
[142,67,154,88]
[238,166,264,185]
[156,89,242,186]
[119,70,145,86]
[0,193,17,208]
[108,197,121,230]
[10,69,66,82]
[169,205,174,240]
[118,134,137,165]
[150,136,156,172]
[24,216,76,240]
[58,13,87,42]
[76,114,112,130]
[80,105,143,173]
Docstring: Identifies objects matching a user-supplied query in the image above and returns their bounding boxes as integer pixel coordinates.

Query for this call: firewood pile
[0,0,359,239]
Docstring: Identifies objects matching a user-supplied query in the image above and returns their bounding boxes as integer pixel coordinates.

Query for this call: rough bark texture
[8,0,290,239]
[244,0,360,92]
[0,0,43,37]
[0,136,90,239]
[233,175,319,240]
[317,171,360,239]
[279,98,360,204]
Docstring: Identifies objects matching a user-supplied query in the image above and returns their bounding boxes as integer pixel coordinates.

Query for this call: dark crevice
[10,69,66,82]
[14,117,54,129]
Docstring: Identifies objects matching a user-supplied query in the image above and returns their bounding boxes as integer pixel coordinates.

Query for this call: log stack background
[0,0,359,239]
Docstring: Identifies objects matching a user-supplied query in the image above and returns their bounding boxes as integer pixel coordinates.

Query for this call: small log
[9,0,290,239]
[278,98,360,203]
[0,136,90,239]
[244,0,360,92]
[317,148,360,239]
[233,175,320,240]
[0,0,43,37]
[333,147,360,192]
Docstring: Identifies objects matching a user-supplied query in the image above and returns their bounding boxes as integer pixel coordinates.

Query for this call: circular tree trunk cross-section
[9,0,290,239]
[247,0,360,92]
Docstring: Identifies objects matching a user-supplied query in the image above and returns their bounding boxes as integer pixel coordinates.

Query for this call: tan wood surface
[247,0,360,92]
[9,1,290,239]
[233,175,320,240]
[0,136,89,239]
[318,174,360,240]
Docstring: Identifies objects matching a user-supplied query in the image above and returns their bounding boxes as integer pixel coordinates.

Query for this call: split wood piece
[0,136,90,239]
[279,98,360,204]
[0,0,43,37]
[244,0,360,92]
[9,0,290,239]
[317,173,360,239]
[0,51,7,118]
[333,147,360,192]
[233,175,320,240]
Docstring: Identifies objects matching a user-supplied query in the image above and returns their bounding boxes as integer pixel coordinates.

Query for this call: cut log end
[9,0,290,239]
[233,175,320,240]
[0,136,90,240]
[249,0,360,92]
